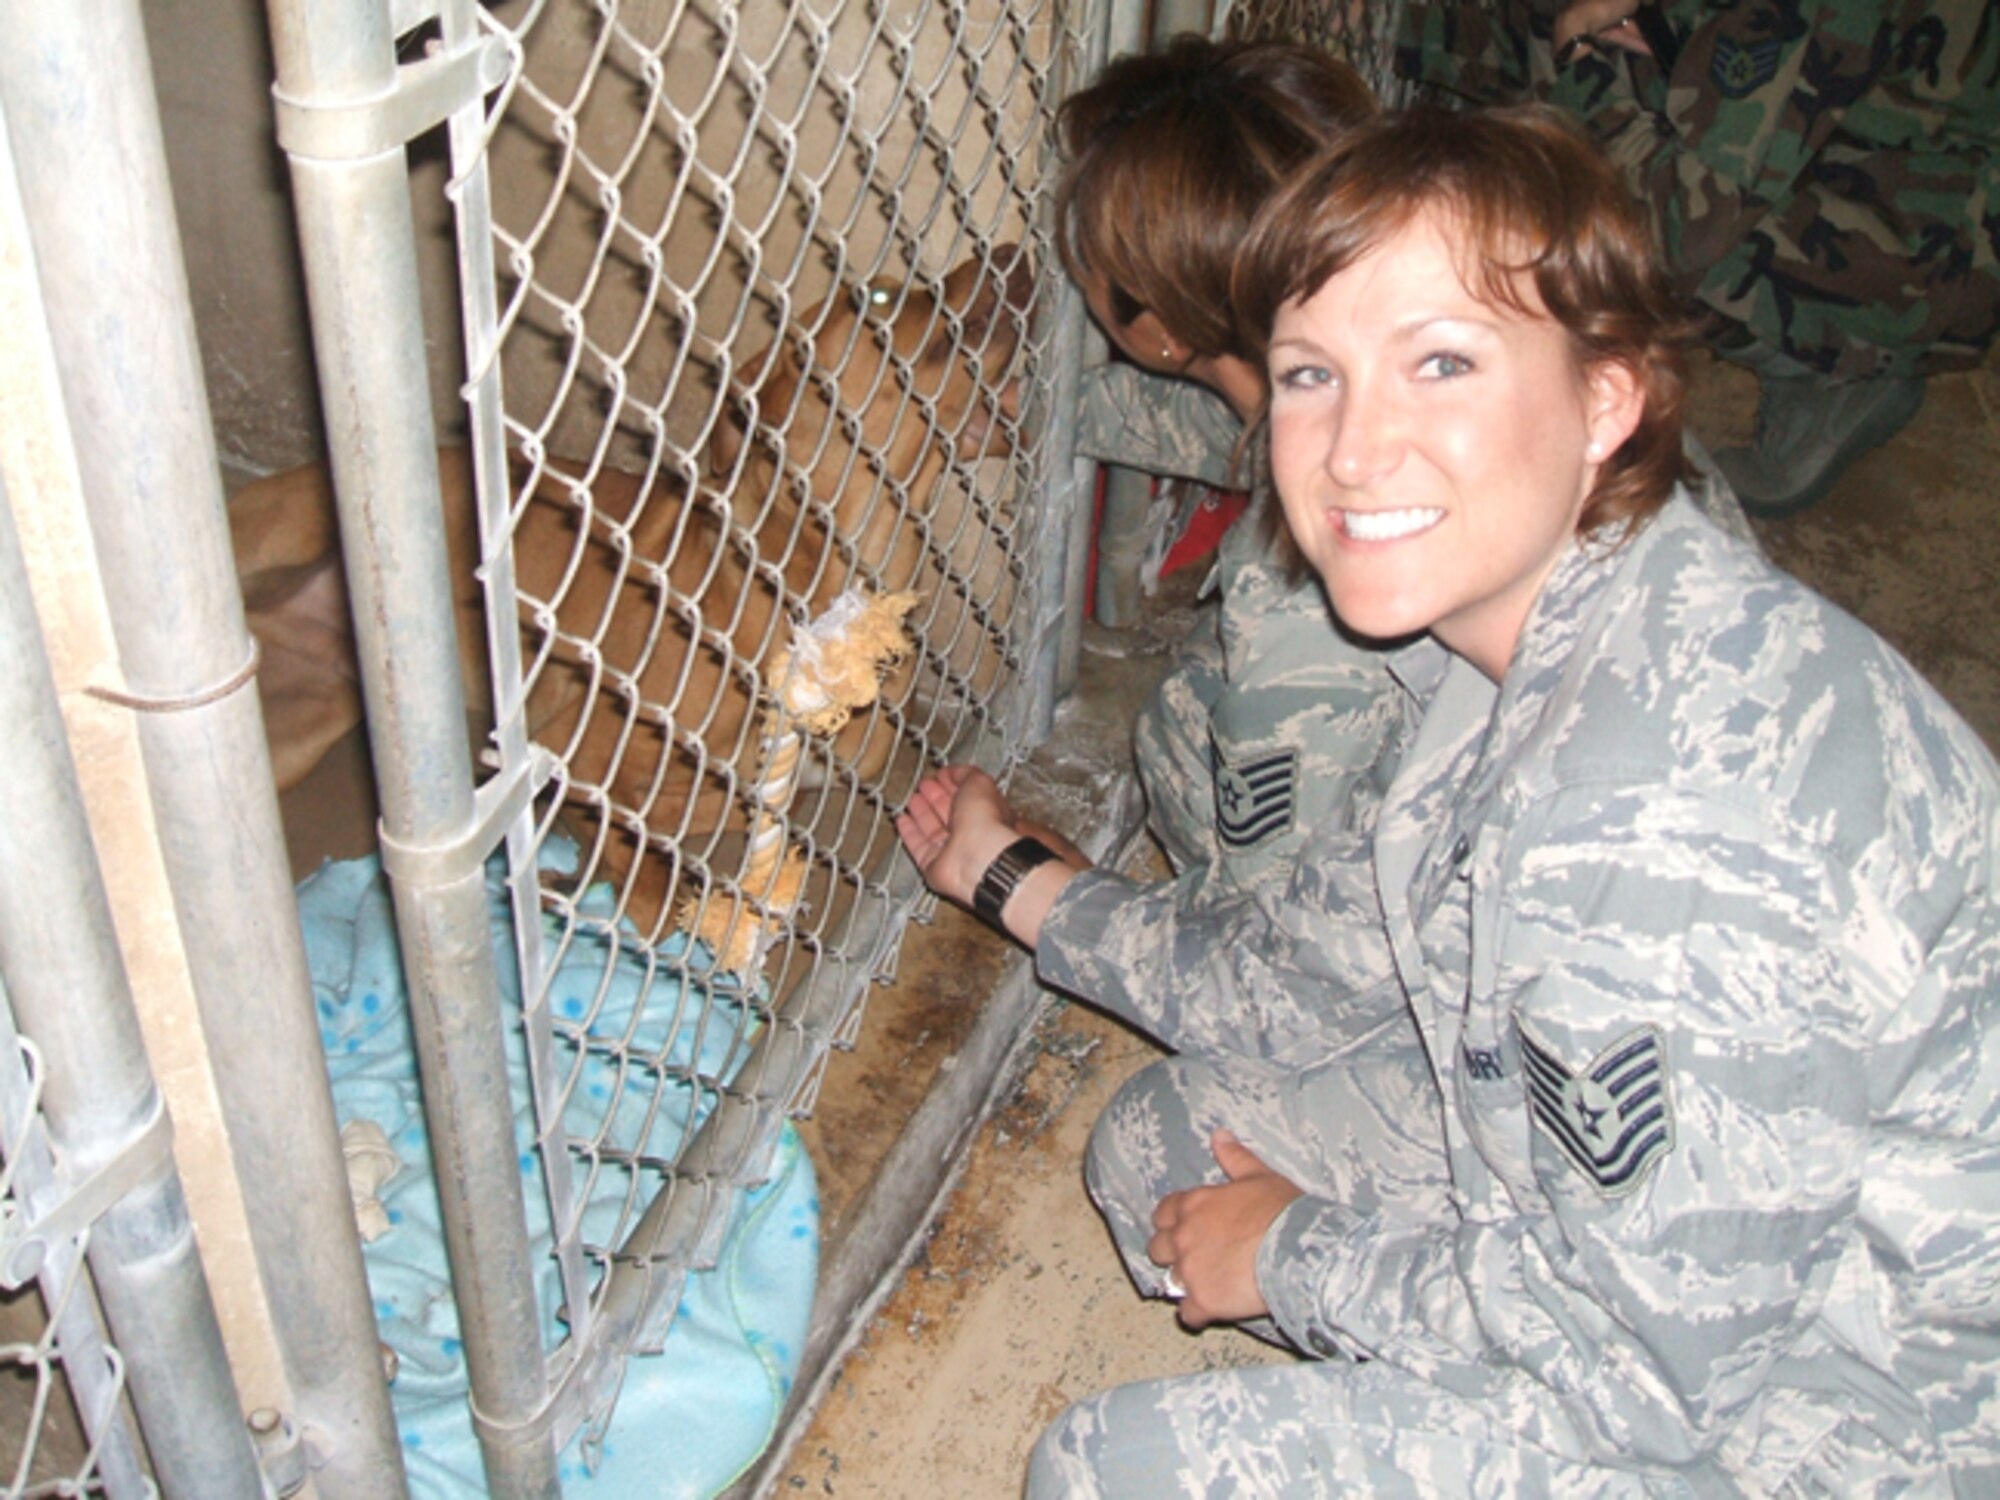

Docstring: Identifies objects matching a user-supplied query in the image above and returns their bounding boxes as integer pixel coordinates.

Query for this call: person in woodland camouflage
[901,105,2000,1494]
[1394,0,2000,515]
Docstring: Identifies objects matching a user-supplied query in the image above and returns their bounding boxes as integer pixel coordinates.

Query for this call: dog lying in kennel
[233,247,1032,943]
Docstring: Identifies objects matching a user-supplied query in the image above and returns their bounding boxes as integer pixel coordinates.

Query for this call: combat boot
[1716,370,1926,518]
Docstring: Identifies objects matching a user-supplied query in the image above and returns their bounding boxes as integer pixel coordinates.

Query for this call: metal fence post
[1031,0,1123,732]
[259,1,561,1494]
[0,1,409,1493]
[0,472,266,1500]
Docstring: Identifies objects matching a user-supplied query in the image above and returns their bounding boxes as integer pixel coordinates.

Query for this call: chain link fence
[406,0,1097,1478]
[0,1021,148,1499]
[1225,0,1414,102]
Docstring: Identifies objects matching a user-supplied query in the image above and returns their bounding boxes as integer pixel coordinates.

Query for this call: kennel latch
[271,29,511,162]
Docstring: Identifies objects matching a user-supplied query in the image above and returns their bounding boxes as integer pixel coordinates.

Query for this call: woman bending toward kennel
[904,105,2000,1493]
[1032,39,1453,1183]
[1059,34,1399,901]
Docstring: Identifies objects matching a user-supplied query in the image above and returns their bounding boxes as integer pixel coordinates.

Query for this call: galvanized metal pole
[1033,0,1120,732]
[259,1,560,1494]
[0,474,266,1500]
[0,1,409,1493]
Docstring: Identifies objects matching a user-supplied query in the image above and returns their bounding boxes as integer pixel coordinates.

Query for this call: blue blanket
[299,851,816,1497]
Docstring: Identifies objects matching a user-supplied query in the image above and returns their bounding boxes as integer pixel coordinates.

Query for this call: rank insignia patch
[1214,746,1297,851]
[1521,1024,1674,1197]
[1711,36,1782,99]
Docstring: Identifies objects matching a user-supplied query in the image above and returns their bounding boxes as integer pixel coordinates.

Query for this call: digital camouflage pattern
[1033,495,2000,1495]
[1078,363,1411,891]
[1394,0,2000,379]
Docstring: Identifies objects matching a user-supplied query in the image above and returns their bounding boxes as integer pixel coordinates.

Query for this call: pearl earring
[1586,440,1604,459]
[1161,346,1174,361]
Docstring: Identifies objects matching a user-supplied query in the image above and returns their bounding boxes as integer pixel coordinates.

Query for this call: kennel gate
[271,0,1118,1490]
[4,0,1115,1494]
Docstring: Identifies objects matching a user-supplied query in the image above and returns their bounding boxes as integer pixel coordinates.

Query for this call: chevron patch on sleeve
[1213,746,1298,852]
[1521,1023,1674,1197]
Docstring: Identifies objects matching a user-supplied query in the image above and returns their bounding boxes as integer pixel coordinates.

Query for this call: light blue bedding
[299,850,816,1497]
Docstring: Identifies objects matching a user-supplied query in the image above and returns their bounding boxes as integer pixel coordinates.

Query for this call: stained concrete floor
[761,352,2000,1497]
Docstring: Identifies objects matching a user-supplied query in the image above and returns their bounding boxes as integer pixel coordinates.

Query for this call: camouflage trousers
[1029,1027,1569,1498]
[1026,1359,1666,1499]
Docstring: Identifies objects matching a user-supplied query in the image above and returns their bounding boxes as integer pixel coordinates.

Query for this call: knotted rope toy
[675,588,918,974]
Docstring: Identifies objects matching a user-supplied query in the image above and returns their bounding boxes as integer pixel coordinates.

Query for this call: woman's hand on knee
[1146,1131,1302,1330]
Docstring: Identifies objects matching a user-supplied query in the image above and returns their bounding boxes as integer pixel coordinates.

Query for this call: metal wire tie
[83,640,260,712]
[0,1092,174,1290]
[271,33,511,162]
[376,744,555,890]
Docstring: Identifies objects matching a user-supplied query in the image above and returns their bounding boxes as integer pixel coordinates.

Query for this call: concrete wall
[142,0,464,485]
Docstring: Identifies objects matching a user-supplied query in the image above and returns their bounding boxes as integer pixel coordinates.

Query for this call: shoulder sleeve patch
[1710,35,1784,99]
[1213,744,1299,853]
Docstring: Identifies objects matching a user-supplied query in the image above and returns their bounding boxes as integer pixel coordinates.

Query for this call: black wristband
[971,835,1060,929]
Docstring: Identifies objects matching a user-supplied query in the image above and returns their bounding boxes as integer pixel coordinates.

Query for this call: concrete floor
[761,352,2000,1497]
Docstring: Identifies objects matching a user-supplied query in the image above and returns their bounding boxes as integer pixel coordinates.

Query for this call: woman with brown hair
[1058,34,1391,891]
[910,104,2000,1494]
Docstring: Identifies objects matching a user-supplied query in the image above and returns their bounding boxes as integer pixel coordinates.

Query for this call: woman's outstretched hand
[1147,1131,1304,1330]
[896,765,1018,907]
[896,764,1087,942]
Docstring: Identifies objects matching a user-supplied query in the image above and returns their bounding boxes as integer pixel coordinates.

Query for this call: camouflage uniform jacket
[1255,494,2000,1490]
[1395,0,2000,378]
[1077,364,1411,906]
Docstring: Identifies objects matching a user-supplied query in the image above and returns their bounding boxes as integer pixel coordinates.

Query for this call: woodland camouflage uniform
[1394,0,2000,379]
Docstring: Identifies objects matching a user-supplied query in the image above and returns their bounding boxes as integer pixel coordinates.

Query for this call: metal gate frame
[2,0,410,1494]
[4,0,1167,1491]
[261,0,1119,1495]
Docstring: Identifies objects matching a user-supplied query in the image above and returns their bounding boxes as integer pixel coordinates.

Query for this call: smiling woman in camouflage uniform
[902,104,2000,1495]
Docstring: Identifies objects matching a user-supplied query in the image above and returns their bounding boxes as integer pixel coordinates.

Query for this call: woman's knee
[1025,1382,1194,1499]
[1082,1063,1164,1223]
[1024,1402,1095,1500]
[1083,1056,1217,1209]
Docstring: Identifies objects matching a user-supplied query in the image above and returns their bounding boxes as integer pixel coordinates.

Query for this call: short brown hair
[1233,104,1692,535]
[1055,36,1375,361]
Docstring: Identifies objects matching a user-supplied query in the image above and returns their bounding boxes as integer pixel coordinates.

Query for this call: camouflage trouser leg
[1024,1358,1660,1499]
[1133,602,1226,874]
[1082,1029,1452,1317]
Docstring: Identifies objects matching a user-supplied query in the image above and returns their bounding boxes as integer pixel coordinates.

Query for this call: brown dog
[234,248,1031,928]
